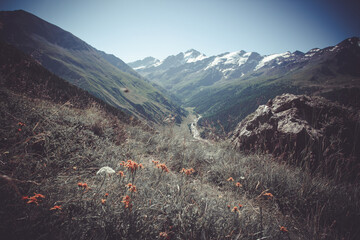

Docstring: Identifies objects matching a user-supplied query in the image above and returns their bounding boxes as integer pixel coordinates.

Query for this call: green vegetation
[1,88,359,239]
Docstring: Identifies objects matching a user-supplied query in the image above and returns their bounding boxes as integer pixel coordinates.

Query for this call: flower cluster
[23,193,45,205]
[127,183,137,193]
[152,160,170,173]
[77,182,88,189]
[116,170,125,177]
[122,195,132,210]
[120,160,143,173]
[180,168,195,176]
[229,203,243,212]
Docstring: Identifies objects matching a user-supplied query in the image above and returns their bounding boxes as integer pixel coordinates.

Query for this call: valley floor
[1,89,359,239]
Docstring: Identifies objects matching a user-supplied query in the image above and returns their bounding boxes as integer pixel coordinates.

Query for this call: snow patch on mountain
[254,52,291,71]
[205,51,251,70]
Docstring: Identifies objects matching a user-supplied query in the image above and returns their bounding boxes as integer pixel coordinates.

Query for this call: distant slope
[0,40,134,123]
[130,38,360,131]
[0,10,185,123]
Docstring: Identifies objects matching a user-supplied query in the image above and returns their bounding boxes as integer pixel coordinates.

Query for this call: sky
[1,0,359,62]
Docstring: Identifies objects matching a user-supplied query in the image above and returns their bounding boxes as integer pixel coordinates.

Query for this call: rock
[230,93,360,182]
[96,166,115,176]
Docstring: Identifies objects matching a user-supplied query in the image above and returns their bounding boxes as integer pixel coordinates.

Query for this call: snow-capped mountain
[129,37,360,101]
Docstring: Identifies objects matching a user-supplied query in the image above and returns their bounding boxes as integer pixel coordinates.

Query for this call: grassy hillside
[1,87,360,239]
[0,10,185,123]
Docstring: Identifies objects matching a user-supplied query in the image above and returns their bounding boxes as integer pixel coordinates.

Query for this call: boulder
[231,93,360,181]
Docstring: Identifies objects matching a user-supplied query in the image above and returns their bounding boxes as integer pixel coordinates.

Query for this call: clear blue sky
[1,0,359,62]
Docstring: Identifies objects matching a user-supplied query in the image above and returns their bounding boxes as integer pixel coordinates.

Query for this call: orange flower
[159,232,169,239]
[117,170,125,177]
[227,205,231,209]
[50,205,62,210]
[280,226,288,232]
[263,192,274,200]
[180,168,195,176]
[26,193,45,205]
[77,182,88,189]
[238,204,243,208]
[227,177,234,182]
[122,160,143,173]
[101,199,107,205]
[231,206,239,212]
[152,160,159,165]
[235,182,242,187]
[104,193,109,198]
[34,193,45,199]
[157,163,169,173]
[22,196,29,200]
[127,183,137,192]
[122,195,132,210]
[139,163,144,169]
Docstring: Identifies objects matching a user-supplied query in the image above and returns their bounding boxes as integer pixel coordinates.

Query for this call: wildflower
[231,206,239,212]
[227,205,231,209]
[280,226,288,232]
[18,128,22,132]
[50,205,62,210]
[238,204,243,208]
[122,195,132,210]
[235,182,242,187]
[122,160,143,173]
[26,193,45,205]
[77,182,88,190]
[263,192,274,200]
[33,193,45,199]
[18,122,26,126]
[159,232,169,239]
[104,193,109,198]
[180,168,195,176]
[101,199,107,205]
[157,163,169,173]
[127,183,137,192]
[117,170,125,177]
[22,196,29,200]
[227,177,234,182]
[152,160,159,165]
[139,163,143,169]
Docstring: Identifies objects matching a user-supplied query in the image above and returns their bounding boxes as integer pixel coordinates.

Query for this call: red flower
[235,182,242,187]
[280,226,288,232]
[101,199,107,205]
[227,177,234,182]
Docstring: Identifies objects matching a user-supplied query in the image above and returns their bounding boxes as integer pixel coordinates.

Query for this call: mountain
[0,10,185,123]
[129,38,360,131]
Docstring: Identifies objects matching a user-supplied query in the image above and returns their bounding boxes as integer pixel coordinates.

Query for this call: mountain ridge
[129,37,360,132]
[0,10,186,124]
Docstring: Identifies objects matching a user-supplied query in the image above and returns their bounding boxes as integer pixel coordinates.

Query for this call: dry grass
[1,89,359,240]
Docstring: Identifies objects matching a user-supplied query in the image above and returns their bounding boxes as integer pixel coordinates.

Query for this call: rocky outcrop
[231,93,360,182]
